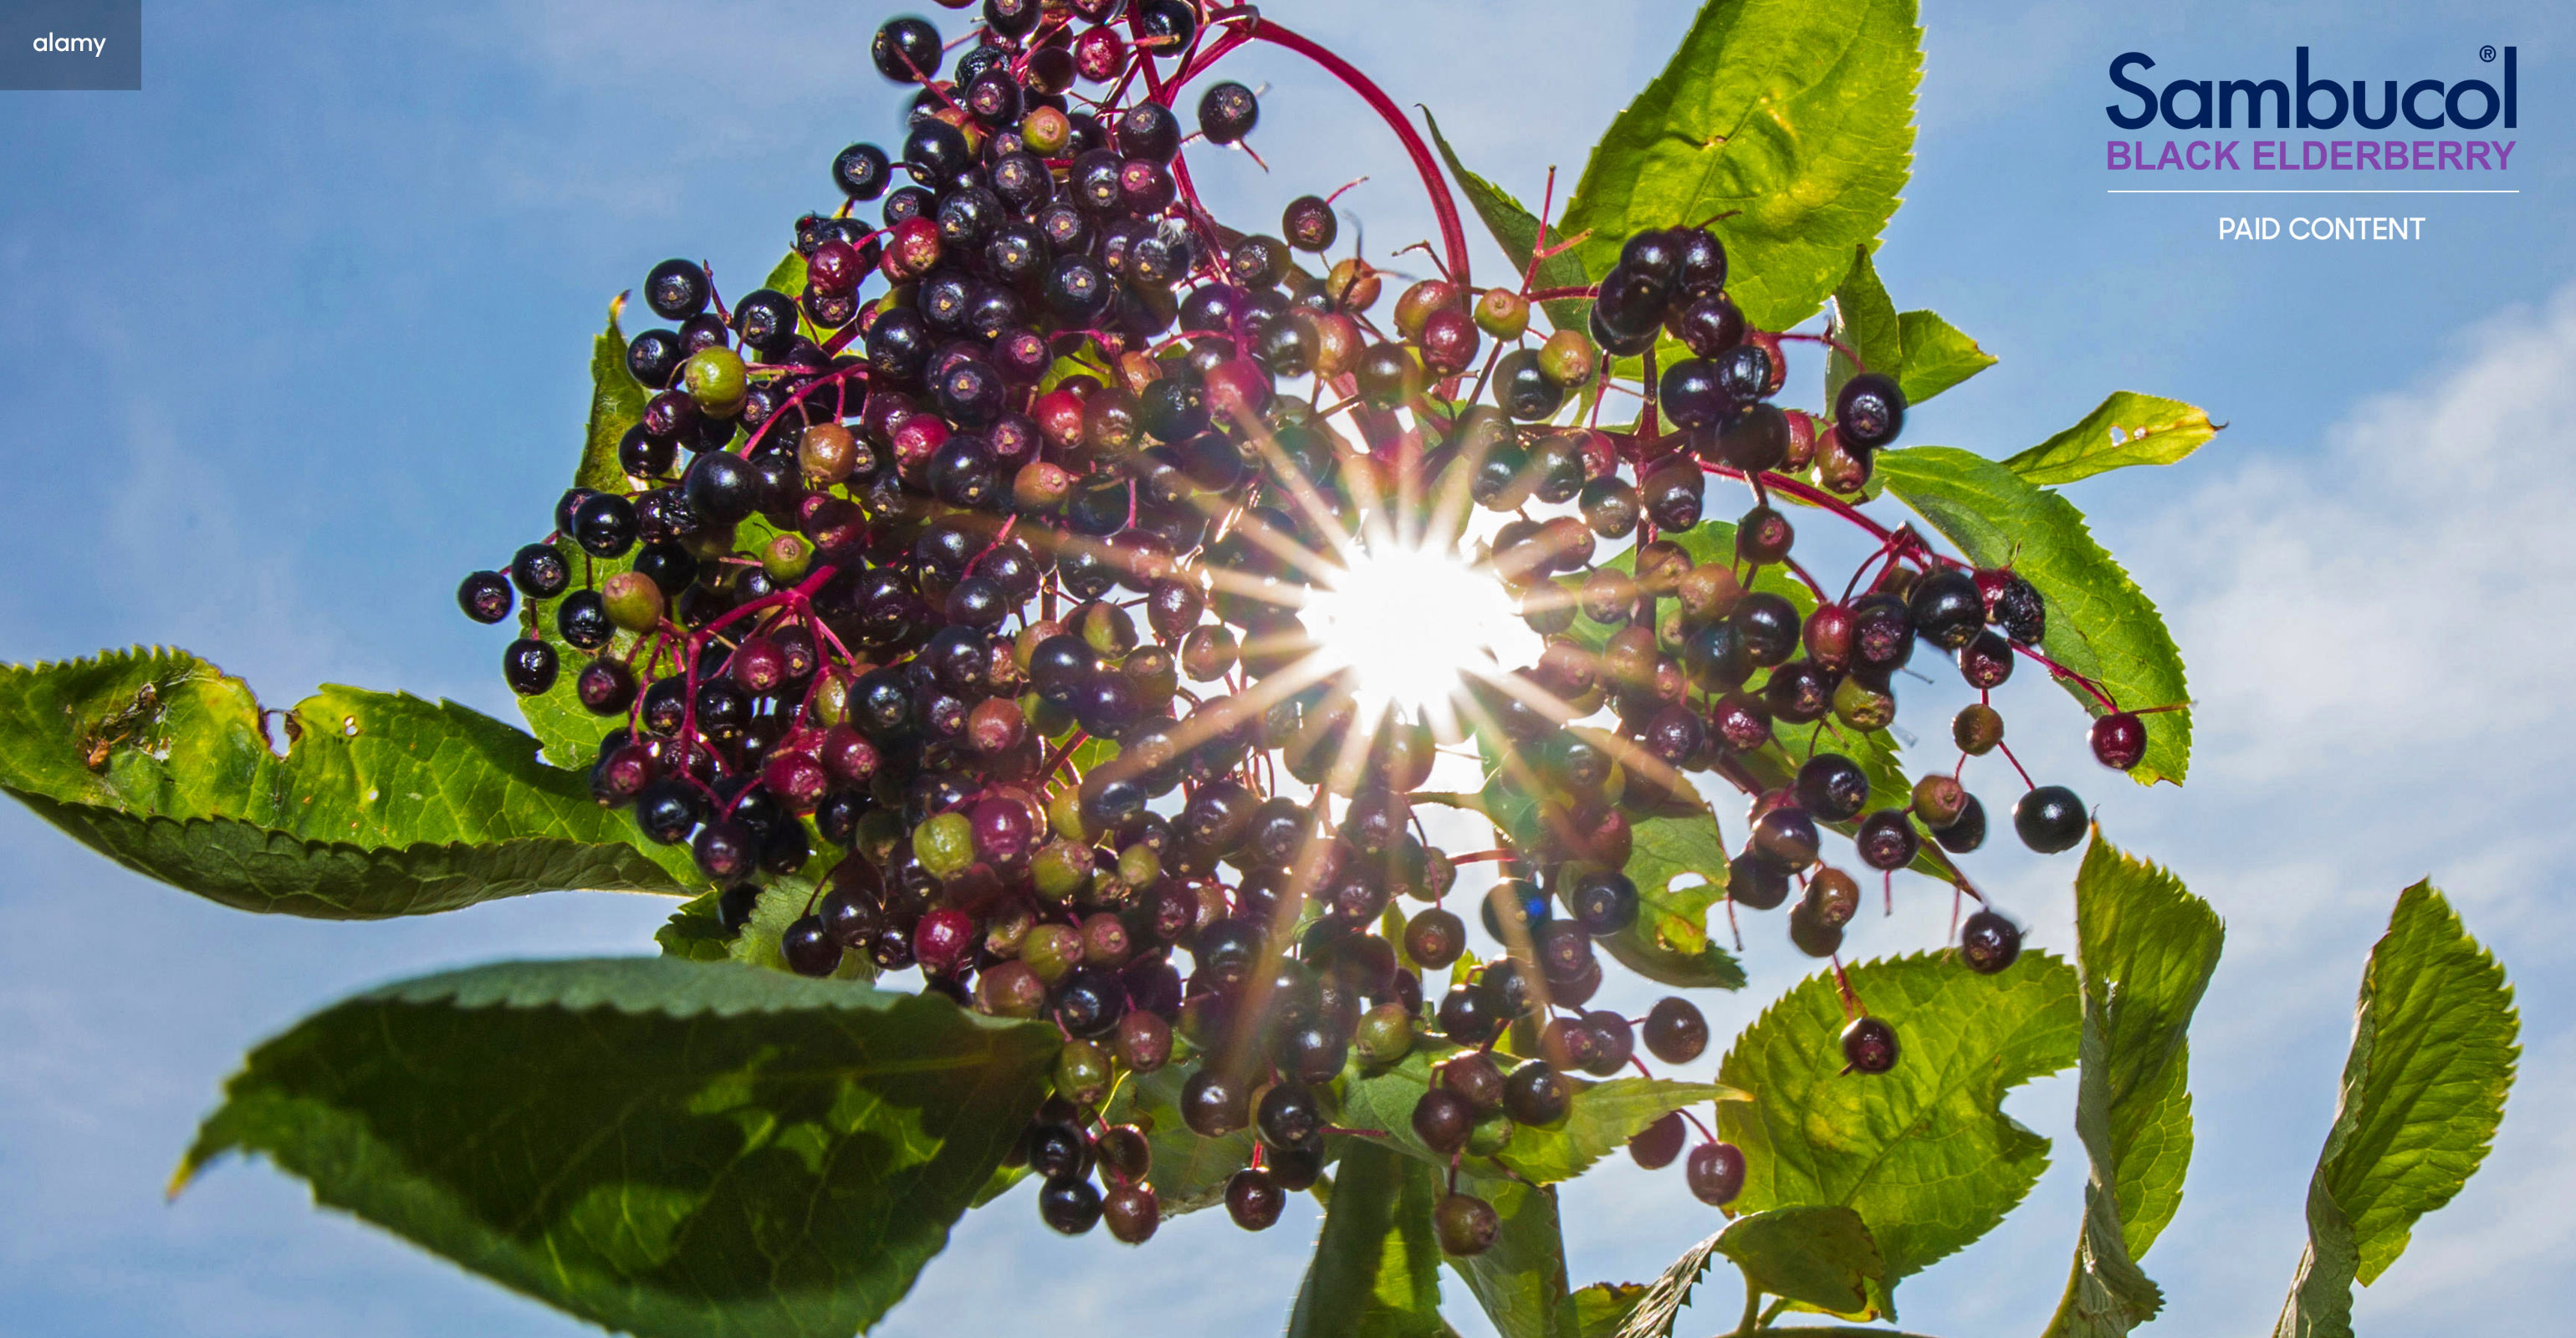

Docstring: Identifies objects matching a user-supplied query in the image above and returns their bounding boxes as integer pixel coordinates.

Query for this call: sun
[1301,540,1537,728]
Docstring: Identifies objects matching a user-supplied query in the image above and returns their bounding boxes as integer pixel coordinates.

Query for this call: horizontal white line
[2106,189,2518,194]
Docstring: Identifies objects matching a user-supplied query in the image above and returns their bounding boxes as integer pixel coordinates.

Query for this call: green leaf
[1425,111,1591,333]
[1714,1205,1885,1315]
[177,958,1059,1338]
[2042,835,2224,1338]
[1608,809,1747,989]
[1611,1229,1723,1338]
[0,647,687,917]
[1338,1044,1740,1186]
[2003,393,2221,487]
[1559,0,1922,332]
[519,299,652,769]
[1568,1283,1647,1338]
[575,294,647,493]
[1893,309,1995,404]
[1826,246,1902,406]
[1101,1061,1255,1215]
[1716,951,2079,1316]
[763,249,810,299]
[1288,1137,1448,1338]
[2273,882,2517,1338]
[1873,446,2192,784]
[1451,1175,1577,1338]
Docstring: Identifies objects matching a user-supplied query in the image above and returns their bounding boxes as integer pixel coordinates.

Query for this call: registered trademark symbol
[2481,44,2498,62]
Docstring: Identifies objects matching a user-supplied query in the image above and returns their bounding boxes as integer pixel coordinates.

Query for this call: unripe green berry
[1020,923,1083,985]
[1033,840,1095,901]
[1079,600,1137,656]
[1832,675,1897,731]
[763,532,814,582]
[601,571,664,633]
[1117,842,1161,891]
[1537,329,1597,386]
[1912,774,1969,826]
[1953,702,2004,755]
[1466,1113,1515,1157]
[1020,105,1071,156]
[1474,287,1531,340]
[912,811,975,879]
[1353,1002,1415,1066]
[1056,1039,1112,1106]
[1047,787,1088,841]
[682,346,749,417]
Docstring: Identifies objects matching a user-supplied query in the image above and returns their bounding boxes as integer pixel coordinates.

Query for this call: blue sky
[3,2,2572,1335]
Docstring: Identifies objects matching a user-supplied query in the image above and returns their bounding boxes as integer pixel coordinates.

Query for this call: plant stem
[1239,18,1471,286]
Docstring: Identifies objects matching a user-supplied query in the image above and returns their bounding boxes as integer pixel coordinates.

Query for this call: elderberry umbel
[447,0,2159,1253]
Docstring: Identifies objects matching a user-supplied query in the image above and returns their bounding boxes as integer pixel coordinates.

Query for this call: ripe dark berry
[1643,996,1709,1064]
[1670,291,1744,358]
[1503,1060,1572,1127]
[1834,371,1906,449]
[1435,1192,1500,1257]
[509,543,570,599]
[1439,1052,1508,1116]
[1908,569,1985,650]
[1960,909,2023,974]
[781,914,841,977]
[644,258,709,321]
[1567,866,1639,935]
[683,451,762,526]
[1930,793,1989,854]
[1728,852,1790,910]
[1101,1182,1160,1244]
[732,289,800,357]
[1439,982,1502,1044]
[1256,1081,1324,1153]
[1686,1141,1746,1206]
[1841,1016,1899,1074]
[457,570,513,624]
[1958,631,2015,689]
[1412,1087,1474,1154]
[502,638,558,696]
[1039,1175,1104,1235]
[1715,401,1791,473]
[626,328,685,389]
[1114,101,1183,161]
[1592,265,1666,340]
[1991,574,2046,645]
[1855,809,1922,872]
[1788,894,1843,958]
[870,17,943,82]
[1630,1110,1686,1169]
[1224,1168,1284,1231]
[1750,804,1820,870]
[1182,1068,1250,1136]
[1405,906,1465,969]
[633,780,698,845]
[831,142,892,200]
[1659,358,1725,430]
[1198,81,1259,144]
[575,658,635,716]
[571,493,637,559]
[2090,712,2148,770]
[1796,753,1870,822]
[1585,1010,1636,1076]
[2013,784,2088,854]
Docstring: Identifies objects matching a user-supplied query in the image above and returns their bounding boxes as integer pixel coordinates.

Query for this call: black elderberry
[1855,809,1921,871]
[1503,1060,1572,1127]
[1728,851,1791,910]
[570,492,636,559]
[870,16,943,82]
[1114,101,1183,162]
[2090,712,2148,770]
[1224,1167,1283,1231]
[1991,574,2046,644]
[831,142,892,200]
[626,328,686,389]
[1930,792,1989,853]
[1795,753,1870,822]
[555,590,612,651]
[1039,1176,1104,1236]
[509,543,570,599]
[1714,342,1774,400]
[501,637,558,696]
[732,289,800,357]
[457,570,513,624]
[1686,1141,1746,1206]
[643,258,708,321]
[1960,909,2023,974]
[781,915,841,977]
[1629,1111,1686,1170]
[1834,371,1906,450]
[2013,784,2087,854]
[1908,568,1985,650]
[1256,1081,1324,1153]
[1283,195,1337,253]
[1643,996,1708,1064]
[1659,357,1726,430]
[1841,1016,1899,1074]
[1199,81,1259,145]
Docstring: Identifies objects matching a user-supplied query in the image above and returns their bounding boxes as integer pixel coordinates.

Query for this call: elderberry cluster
[452,0,2155,1253]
